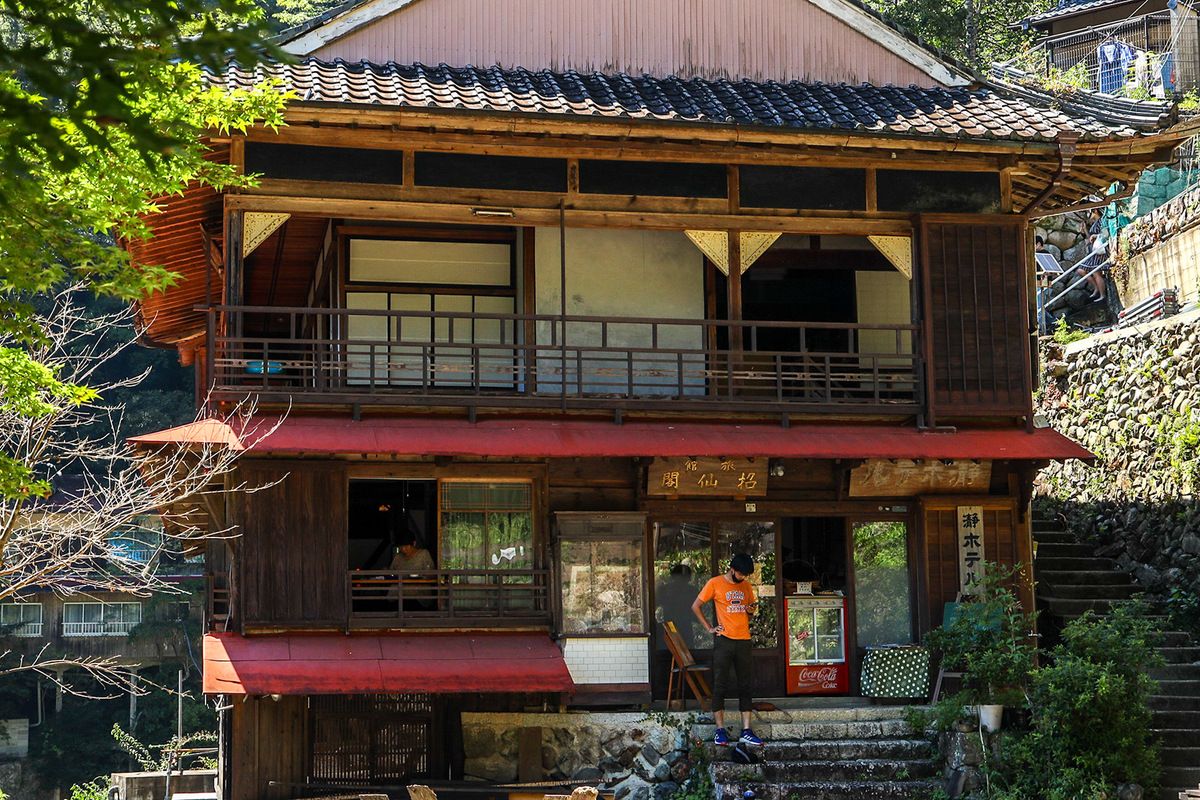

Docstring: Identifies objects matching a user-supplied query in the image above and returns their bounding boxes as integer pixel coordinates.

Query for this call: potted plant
[924,563,1038,732]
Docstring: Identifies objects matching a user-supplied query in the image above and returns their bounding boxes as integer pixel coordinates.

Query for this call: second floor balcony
[204,305,923,416]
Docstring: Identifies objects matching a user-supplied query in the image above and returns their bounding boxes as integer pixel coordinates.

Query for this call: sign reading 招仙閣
[956,505,985,593]
[647,456,768,496]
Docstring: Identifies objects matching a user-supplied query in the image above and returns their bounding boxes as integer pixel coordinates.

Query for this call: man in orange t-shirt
[691,553,763,747]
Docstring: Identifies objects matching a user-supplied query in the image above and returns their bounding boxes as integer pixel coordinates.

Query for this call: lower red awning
[134,416,1093,461]
[202,632,574,695]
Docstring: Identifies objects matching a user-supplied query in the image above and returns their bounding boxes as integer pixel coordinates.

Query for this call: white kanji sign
[956,505,985,593]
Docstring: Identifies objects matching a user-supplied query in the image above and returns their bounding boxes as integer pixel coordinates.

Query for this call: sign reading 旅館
[956,505,985,593]
[647,456,768,497]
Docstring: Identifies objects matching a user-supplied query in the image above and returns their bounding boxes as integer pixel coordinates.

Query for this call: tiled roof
[1015,0,1137,28]
[211,58,1153,143]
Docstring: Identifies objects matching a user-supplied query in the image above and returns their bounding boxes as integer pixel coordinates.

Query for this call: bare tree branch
[0,285,282,693]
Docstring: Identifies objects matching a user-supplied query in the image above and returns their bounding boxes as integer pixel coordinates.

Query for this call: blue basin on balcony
[246,360,284,374]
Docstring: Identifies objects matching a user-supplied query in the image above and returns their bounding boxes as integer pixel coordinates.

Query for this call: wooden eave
[131,104,1194,348]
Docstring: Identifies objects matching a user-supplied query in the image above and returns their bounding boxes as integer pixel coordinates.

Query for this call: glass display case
[785,595,849,694]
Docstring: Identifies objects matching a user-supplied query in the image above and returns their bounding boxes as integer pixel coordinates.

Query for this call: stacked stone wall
[1036,314,1200,598]
[462,711,690,800]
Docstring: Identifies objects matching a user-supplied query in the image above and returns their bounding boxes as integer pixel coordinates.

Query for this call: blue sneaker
[739,728,764,746]
[714,727,729,746]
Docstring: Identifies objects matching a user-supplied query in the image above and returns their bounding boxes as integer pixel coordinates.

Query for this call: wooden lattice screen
[920,218,1032,419]
[310,694,435,786]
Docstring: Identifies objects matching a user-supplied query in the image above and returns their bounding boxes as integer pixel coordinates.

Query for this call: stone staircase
[1033,515,1200,800]
[696,705,938,800]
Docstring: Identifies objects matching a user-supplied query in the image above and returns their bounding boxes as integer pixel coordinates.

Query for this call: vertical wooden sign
[956,505,985,594]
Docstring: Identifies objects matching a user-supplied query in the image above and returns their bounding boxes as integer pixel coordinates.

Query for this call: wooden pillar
[727,231,743,352]
[225,208,244,338]
[128,669,140,731]
[522,227,537,395]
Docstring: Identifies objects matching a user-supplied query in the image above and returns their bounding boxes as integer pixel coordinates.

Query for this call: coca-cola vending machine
[785,595,849,694]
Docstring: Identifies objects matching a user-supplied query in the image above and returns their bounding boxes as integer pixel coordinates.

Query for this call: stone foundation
[462,711,689,789]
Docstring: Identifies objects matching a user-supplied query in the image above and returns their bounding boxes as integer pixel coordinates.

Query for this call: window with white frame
[62,602,142,636]
[0,603,42,637]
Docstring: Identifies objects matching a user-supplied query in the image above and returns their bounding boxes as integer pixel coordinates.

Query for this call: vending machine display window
[785,596,849,693]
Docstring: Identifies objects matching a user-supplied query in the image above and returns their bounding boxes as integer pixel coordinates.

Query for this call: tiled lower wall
[561,636,649,684]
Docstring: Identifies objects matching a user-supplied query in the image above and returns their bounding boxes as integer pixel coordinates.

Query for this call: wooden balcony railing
[204,305,922,415]
[347,568,552,627]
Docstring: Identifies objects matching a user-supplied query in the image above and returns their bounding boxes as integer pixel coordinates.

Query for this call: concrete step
[1035,556,1119,571]
[1162,747,1200,766]
[1154,728,1200,747]
[1038,583,1141,600]
[1155,680,1200,696]
[1152,696,1200,712]
[1037,569,1133,586]
[759,720,916,741]
[1163,768,1200,793]
[1158,647,1200,665]
[1031,519,1065,532]
[1035,542,1097,558]
[1032,531,1073,544]
[1041,597,1115,616]
[1160,632,1194,648]
[1151,711,1200,729]
[711,758,939,784]
[706,739,934,763]
[1150,665,1200,681]
[715,780,937,800]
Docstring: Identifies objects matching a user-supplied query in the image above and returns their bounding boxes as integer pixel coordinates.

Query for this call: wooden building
[123,0,1197,796]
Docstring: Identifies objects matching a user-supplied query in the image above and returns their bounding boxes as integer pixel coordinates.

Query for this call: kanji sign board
[956,505,985,593]
[647,456,768,496]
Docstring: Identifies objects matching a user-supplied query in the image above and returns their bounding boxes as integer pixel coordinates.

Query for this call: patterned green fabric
[861,646,930,698]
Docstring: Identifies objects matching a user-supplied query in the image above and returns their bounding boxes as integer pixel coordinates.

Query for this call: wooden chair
[662,620,712,712]
[931,594,965,703]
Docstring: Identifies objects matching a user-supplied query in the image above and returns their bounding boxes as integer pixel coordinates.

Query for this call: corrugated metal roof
[210,58,1150,142]
[131,416,1096,461]
[203,632,575,694]
[1016,0,1145,28]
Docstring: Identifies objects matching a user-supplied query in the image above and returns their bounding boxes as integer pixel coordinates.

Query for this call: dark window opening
[781,517,847,594]
[414,152,568,192]
[876,169,1001,214]
[739,165,867,211]
[245,142,406,185]
[578,159,727,197]
[715,256,859,353]
[348,480,437,570]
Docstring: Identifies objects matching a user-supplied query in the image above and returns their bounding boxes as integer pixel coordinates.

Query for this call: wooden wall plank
[240,464,349,625]
[919,219,1031,417]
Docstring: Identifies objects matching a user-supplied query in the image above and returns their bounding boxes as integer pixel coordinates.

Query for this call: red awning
[134,416,1093,461]
[203,632,574,695]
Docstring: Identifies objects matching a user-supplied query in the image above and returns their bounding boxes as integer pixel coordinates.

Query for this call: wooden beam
[225,194,916,235]
[276,106,1064,157]
[249,122,1017,170]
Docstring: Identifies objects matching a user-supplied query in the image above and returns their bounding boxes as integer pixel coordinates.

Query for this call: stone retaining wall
[1036,312,1200,600]
[462,711,690,800]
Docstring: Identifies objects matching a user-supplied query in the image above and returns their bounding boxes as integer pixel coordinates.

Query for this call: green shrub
[923,564,1037,704]
[998,602,1163,800]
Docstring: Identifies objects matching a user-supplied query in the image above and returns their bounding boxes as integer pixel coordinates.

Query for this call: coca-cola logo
[797,666,839,683]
